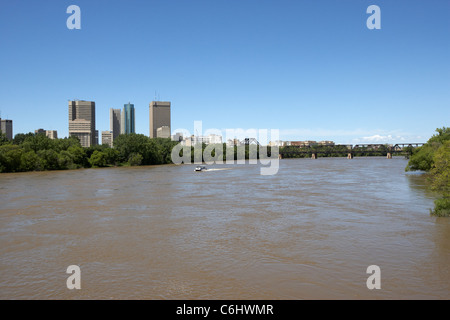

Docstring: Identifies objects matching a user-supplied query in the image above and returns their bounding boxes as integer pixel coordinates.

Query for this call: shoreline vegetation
[405,127,450,217]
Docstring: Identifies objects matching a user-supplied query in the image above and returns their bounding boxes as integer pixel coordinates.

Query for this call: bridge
[278,143,425,159]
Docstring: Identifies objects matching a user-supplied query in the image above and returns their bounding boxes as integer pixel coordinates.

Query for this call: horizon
[0,0,448,145]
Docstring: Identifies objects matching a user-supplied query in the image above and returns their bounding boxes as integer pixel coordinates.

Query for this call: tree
[128,152,143,166]
[37,149,60,170]
[58,150,76,170]
[113,133,150,162]
[0,132,11,146]
[0,144,23,172]
[88,150,107,167]
[429,141,450,217]
[67,145,88,167]
[20,150,41,171]
[13,132,34,145]
[406,127,450,172]
[103,148,119,166]
[406,127,450,217]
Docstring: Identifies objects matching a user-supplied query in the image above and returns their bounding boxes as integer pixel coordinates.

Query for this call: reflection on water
[0,157,449,299]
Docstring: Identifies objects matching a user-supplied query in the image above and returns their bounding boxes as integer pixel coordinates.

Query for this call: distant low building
[102,131,113,147]
[171,132,183,142]
[318,140,335,146]
[36,129,58,140]
[156,126,171,139]
[181,134,223,146]
[227,139,241,146]
[287,140,317,147]
[269,140,284,147]
[46,130,58,139]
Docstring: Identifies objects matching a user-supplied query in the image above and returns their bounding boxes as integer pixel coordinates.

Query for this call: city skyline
[0,1,448,144]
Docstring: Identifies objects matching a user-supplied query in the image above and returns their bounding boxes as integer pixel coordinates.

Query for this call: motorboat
[195,166,207,172]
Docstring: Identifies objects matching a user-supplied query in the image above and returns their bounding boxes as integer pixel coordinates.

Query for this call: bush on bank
[406,127,450,217]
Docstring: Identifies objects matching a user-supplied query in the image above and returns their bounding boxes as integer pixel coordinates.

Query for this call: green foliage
[37,149,60,170]
[430,197,450,217]
[406,127,450,217]
[0,132,11,146]
[1,131,181,173]
[128,152,143,166]
[428,127,450,144]
[405,143,439,172]
[430,141,450,194]
[114,133,150,162]
[20,150,41,171]
[13,132,34,145]
[103,148,119,166]
[89,150,108,168]
[0,144,23,172]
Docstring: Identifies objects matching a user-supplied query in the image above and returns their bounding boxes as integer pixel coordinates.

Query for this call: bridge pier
[278,154,282,160]
[347,153,353,159]
[387,152,392,159]
[311,153,317,159]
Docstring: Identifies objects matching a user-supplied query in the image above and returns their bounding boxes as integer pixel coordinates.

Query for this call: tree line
[0,132,179,173]
[0,132,275,173]
[406,127,450,217]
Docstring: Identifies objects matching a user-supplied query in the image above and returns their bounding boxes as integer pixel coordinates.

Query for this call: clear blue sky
[0,0,449,144]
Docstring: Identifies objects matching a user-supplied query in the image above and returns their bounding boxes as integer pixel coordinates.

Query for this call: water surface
[0,157,448,299]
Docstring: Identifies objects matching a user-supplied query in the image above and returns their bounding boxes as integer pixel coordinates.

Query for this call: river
[0,157,449,299]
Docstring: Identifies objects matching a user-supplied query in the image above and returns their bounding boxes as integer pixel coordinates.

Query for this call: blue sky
[0,0,449,144]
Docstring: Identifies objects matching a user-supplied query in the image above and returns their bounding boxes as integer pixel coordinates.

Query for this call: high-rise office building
[68,100,96,147]
[0,118,13,140]
[149,101,171,138]
[110,108,121,139]
[121,102,135,134]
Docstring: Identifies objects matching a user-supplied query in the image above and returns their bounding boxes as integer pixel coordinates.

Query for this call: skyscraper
[110,108,121,139]
[149,101,171,138]
[0,119,13,140]
[68,100,96,147]
[121,102,135,134]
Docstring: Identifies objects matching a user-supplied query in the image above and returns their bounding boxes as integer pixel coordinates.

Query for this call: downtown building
[110,108,121,140]
[102,108,122,147]
[121,102,135,134]
[149,101,170,138]
[0,118,13,140]
[68,100,97,147]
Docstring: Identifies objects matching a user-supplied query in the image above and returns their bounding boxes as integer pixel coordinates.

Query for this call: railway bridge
[278,143,424,159]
